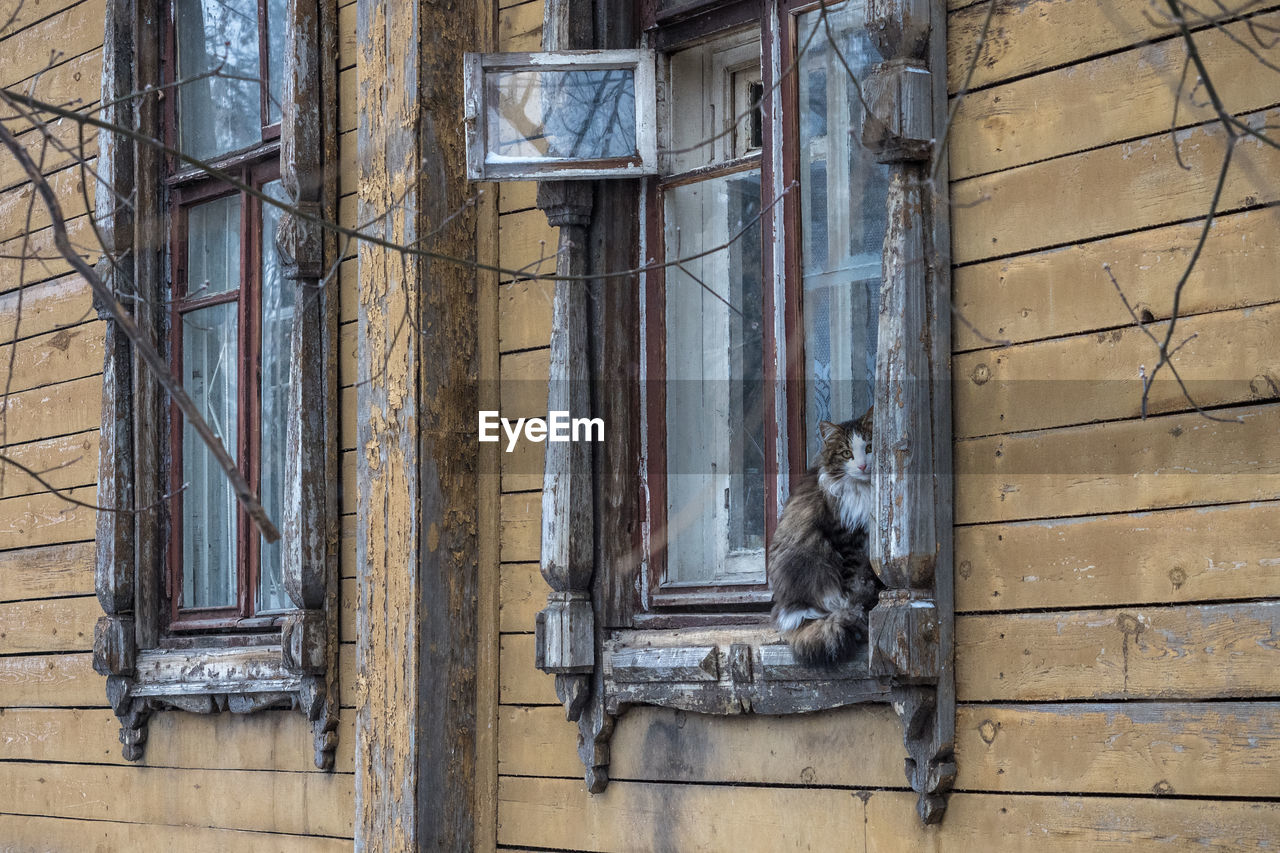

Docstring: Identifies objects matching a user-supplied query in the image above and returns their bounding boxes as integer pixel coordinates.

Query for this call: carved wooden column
[92,0,150,761]
[278,0,339,771]
[531,0,613,792]
[864,0,956,824]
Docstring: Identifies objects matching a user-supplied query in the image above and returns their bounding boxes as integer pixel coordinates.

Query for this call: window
[642,4,889,618]
[471,0,952,821]
[93,0,338,768]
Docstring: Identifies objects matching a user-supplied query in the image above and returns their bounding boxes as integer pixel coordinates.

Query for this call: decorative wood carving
[864,0,955,823]
[92,0,340,770]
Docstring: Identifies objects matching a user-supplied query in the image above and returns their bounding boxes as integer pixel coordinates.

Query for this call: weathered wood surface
[0,0,104,88]
[499,560,543,632]
[950,12,1280,179]
[946,0,1184,91]
[499,0,543,51]
[957,601,1280,701]
[499,776,1280,851]
[0,652,100,706]
[954,302,1280,438]
[0,100,101,193]
[956,500,1280,612]
[0,762,355,837]
[955,403,1280,524]
[499,280,553,352]
[0,540,94,602]
[0,430,98,500]
[0,274,94,342]
[952,106,1280,265]
[502,438,544,493]
[0,594,96,653]
[0,216,97,291]
[610,645,720,682]
[0,814,353,852]
[0,706,356,773]
[501,632,556,705]
[500,180,539,214]
[500,492,541,562]
[956,702,1280,797]
[0,486,95,550]
[498,208,559,280]
[952,207,1280,352]
[0,161,93,244]
[0,0,87,39]
[500,347,552,418]
[499,701,1280,798]
[0,374,101,446]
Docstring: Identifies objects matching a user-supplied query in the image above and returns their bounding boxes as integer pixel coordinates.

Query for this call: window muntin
[796,1,886,459]
[166,0,290,632]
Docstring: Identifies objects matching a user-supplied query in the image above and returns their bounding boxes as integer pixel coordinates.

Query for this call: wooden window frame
[530,0,956,823]
[92,0,341,770]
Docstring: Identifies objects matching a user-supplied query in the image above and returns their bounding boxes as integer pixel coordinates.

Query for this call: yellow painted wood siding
[0,1,359,845]
[489,0,1280,849]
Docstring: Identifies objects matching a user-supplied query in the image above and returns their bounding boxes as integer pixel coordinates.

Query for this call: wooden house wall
[489,0,1280,849]
[0,1,362,846]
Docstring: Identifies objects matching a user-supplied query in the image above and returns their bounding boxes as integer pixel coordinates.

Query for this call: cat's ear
[856,406,874,437]
[818,420,842,444]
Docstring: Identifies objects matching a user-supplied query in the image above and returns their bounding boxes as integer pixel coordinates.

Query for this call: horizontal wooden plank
[339,66,355,134]
[338,0,355,69]
[0,0,86,41]
[953,302,1280,438]
[0,652,100,707]
[0,214,97,291]
[500,561,543,633]
[498,0,542,52]
[498,209,557,280]
[501,437,543,493]
[0,319,102,397]
[950,12,1280,179]
[499,347,549,418]
[499,703,903,785]
[0,540,94,602]
[499,180,539,214]
[502,700,1280,799]
[0,160,92,247]
[955,403,1280,524]
[947,0,1181,94]
[0,373,100,447]
[0,814,353,853]
[0,706,355,775]
[952,106,1280,265]
[0,0,103,89]
[0,761,354,837]
[499,279,553,352]
[957,500,1280,612]
[498,776,1280,852]
[0,594,95,654]
[0,430,98,501]
[952,207,1280,352]
[0,99,101,194]
[956,702,1280,797]
[499,632,556,705]
[957,601,1280,701]
[500,492,540,563]
[0,486,96,551]
[0,274,93,343]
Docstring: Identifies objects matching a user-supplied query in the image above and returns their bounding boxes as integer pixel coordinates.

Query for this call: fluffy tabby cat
[769,407,882,665]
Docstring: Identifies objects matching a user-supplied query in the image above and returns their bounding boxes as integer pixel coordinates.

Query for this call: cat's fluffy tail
[779,606,867,666]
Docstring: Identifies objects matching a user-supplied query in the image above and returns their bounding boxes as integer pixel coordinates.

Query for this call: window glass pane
[797,0,887,461]
[266,0,286,125]
[176,0,262,160]
[663,169,765,585]
[485,68,637,163]
[258,181,292,613]
[181,301,239,609]
[186,195,241,298]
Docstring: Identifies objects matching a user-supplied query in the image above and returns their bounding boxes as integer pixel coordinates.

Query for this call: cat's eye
[865,442,872,453]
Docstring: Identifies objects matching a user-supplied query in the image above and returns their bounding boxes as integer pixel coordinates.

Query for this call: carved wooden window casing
[93,0,340,769]
[475,0,953,825]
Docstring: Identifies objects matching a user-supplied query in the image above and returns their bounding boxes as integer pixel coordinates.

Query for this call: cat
[768,407,882,666]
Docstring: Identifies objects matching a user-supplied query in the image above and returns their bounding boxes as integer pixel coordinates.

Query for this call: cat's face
[818,407,873,483]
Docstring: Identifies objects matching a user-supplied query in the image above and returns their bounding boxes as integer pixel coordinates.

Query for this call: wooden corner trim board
[91,0,342,777]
